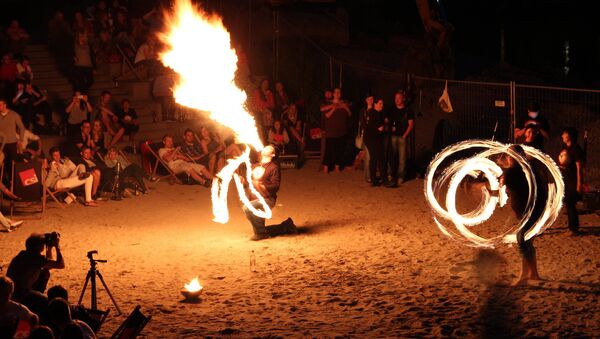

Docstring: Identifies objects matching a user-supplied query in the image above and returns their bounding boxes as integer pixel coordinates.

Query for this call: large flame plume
[158,0,271,223]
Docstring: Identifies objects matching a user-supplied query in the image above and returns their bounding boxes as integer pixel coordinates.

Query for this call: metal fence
[414,76,600,186]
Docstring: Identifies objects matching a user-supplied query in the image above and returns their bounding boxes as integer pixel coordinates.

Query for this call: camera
[44,231,60,246]
[87,250,107,263]
[77,95,84,99]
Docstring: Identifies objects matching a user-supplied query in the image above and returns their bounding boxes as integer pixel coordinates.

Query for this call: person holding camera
[6,232,65,302]
[65,91,92,139]
[45,147,99,206]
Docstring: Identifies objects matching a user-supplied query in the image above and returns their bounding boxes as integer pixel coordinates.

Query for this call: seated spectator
[179,128,207,165]
[47,298,96,339]
[16,128,43,162]
[133,36,159,77]
[113,9,131,44]
[72,33,95,92]
[25,82,53,134]
[268,120,289,152]
[94,30,122,65]
[0,53,18,91]
[91,119,107,155]
[105,147,155,194]
[47,285,99,331]
[5,20,30,54]
[0,276,38,337]
[282,103,305,156]
[117,99,139,141]
[48,10,73,74]
[97,91,125,148]
[158,135,213,186]
[65,91,92,139]
[0,182,23,230]
[70,120,94,156]
[12,80,35,129]
[252,79,275,140]
[45,147,98,206]
[197,126,225,174]
[16,56,33,81]
[27,325,55,339]
[6,233,64,302]
[77,147,111,199]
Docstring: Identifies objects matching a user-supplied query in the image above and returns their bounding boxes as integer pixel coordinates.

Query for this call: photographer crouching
[6,232,65,302]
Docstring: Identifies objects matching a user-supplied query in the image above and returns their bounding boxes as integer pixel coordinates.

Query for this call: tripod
[78,251,122,315]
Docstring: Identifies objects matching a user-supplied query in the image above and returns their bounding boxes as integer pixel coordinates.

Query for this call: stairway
[23,44,207,154]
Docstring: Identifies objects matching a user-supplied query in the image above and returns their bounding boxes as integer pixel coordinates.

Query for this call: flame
[184,277,203,292]
[159,0,271,223]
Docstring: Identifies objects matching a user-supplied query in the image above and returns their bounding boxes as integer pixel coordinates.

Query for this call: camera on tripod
[44,231,60,247]
[87,250,107,263]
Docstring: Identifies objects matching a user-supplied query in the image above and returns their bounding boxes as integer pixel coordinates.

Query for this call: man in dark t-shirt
[7,233,65,301]
[386,91,414,186]
[320,88,351,173]
[515,103,549,151]
[558,127,584,234]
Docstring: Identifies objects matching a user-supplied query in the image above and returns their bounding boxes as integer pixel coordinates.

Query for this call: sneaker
[250,234,269,241]
[283,218,298,234]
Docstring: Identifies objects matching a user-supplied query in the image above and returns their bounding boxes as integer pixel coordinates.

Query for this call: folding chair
[142,141,182,184]
[42,164,83,210]
[10,160,45,217]
[110,305,151,339]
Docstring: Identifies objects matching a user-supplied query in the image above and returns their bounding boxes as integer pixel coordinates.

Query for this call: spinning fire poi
[424,140,564,248]
[158,0,296,239]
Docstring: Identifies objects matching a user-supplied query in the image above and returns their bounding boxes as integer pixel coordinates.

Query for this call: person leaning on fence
[45,147,98,207]
[514,102,549,152]
[558,127,585,235]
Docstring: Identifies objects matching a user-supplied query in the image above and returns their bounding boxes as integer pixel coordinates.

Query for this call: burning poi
[424,140,564,248]
[158,0,272,223]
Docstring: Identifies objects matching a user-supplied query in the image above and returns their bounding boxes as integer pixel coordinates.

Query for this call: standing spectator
[386,90,414,186]
[72,11,93,42]
[558,127,584,235]
[273,81,289,120]
[514,102,550,152]
[48,11,74,75]
[97,91,125,148]
[152,68,175,121]
[72,33,95,92]
[0,97,25,175]
[321,87,351,173]
[5,20,30,55]
[357,93,373,182]
[16,56,33,81]
[65,91,92,139]
[117,99,139,141]
[362,97,386,186]
[253,79,275,139]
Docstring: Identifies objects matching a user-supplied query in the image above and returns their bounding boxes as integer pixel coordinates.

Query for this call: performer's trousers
[243,198,289,236]
[564,189,580,233]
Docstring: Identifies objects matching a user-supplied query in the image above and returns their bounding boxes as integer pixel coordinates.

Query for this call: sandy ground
[0,160,599,338]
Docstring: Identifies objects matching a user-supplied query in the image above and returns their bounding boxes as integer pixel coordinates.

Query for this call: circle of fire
[424,140,564,248]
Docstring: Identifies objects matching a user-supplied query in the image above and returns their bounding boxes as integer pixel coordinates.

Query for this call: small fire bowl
[181,288,203,301]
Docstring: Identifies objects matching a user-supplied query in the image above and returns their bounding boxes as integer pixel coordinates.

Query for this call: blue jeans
[388,135,407,182]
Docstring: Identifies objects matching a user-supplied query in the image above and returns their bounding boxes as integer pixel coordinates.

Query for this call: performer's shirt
[258,161,280,201]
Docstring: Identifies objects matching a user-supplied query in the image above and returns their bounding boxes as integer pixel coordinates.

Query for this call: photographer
[65,91,92,139]
[6,233,65,302]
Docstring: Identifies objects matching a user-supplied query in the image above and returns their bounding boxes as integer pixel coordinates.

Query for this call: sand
[0,160,598,338]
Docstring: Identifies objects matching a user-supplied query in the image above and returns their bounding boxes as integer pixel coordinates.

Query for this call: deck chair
[10,160,45,217]
[142,141,182,184]
[43,163,85,210]
[110,305,151,339]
